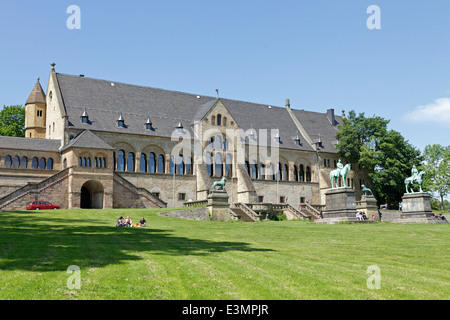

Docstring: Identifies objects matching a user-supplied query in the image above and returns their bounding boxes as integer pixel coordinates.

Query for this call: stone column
[207,190,231,221]
[315,188,358,224]
[394,192,445,224]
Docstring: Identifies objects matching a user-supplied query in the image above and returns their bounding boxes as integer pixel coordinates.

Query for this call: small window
[280,196,286,203]
[258,196,264,203]
[178,193,186,201]
[152,192,160,198]
[4,156,12,168]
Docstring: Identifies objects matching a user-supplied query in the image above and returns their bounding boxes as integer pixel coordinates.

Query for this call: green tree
[336,110,422,208]
[422,144,450,211]
[0,105,25,137]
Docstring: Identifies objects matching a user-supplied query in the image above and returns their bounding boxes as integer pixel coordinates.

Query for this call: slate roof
[26,78,46,105]
[0,136,61,152]
[56,73,340,153]
[61,130,114,151]
[291,109,342,152]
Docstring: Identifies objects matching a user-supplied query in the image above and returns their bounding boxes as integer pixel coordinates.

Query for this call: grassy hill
[0,208,448,300]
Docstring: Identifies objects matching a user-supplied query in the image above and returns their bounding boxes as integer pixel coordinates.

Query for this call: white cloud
[406,98,450,127]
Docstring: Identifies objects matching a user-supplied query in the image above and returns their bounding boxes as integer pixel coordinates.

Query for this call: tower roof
[26,77,46,105]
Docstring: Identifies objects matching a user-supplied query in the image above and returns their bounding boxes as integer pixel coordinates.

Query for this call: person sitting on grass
[139,217,147,227]
[116,216,125,227]
[125,216,132,227]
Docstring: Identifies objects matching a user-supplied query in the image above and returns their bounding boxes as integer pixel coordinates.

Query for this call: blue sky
[1,0,449,151]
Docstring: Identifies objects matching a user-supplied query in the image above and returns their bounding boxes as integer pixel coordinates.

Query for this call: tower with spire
[24,77,47,138]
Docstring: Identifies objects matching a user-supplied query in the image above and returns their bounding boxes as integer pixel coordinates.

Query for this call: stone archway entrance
[80,180,104,209]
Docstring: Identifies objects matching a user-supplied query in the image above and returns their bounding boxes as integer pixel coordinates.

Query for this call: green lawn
[0,208,448,300]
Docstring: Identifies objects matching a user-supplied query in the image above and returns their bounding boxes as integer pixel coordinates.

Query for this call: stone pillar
[356,195,379,220]
[207,190,231,221]
[316,188,358,224]
[394,192,444,224]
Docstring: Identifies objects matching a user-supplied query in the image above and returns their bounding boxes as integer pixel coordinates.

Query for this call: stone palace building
[0,63,369,218]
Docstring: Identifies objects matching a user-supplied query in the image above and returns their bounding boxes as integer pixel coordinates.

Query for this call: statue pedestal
[394,192,444,224]
[207,190,231,221]
[315,188,359,224]
[356,195,380,221]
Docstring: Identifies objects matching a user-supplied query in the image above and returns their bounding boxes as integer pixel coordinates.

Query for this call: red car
[26,201,60,210]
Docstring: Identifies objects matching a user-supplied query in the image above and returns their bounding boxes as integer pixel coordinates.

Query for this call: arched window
[251,160,258,179]
[47,158,54,170]
[21,156,28,169]
[217,114,222,126]
[277,163,282,181]
[185,156,192,175]
[127,152,135,172]
[223,117,227,126]
[140,153,147,172]
[293,165,299,182]
[86,158,91,167]
[158,154,165,173]
[245,161,250,176]
[214,135,222,150]
[206,152,213,177]
[4,156,12,168]
[283,164,289,181]
[39,158,46,170]
[211,115,216,125]
[148,153,156,173]
[102,158,106,168]
[270,164,275,181]
[259,163,266,180]
[225,154,232,177]
[12,156,20,169]
[63,158,67,169]
[32,157,38,169]
[306,166,311,182]
[215,153,223,177]
[94,157,98,168]
[177,154,185,175]
[117,150,125,172]
[169,155,175,174]
[299,165,305,182]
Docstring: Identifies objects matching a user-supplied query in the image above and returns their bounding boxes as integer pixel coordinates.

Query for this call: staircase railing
[233,202,260,221]
[300,202,321,219]
[114,173,167,208]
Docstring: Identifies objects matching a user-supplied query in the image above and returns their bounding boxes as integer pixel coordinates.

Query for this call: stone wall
[158,208,210,221]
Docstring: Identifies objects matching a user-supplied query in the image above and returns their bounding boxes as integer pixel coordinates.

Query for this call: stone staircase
[0,167,71,212]
[113,173,167,209]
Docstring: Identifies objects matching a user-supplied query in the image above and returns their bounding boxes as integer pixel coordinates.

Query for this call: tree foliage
[422,144,450,211]
[0,105,25,137]
[336,110,422,207]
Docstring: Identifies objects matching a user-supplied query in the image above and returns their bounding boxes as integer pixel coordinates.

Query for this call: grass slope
[0,209,448,300]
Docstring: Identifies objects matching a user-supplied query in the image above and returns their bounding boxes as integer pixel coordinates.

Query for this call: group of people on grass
[431,213,448,222]
[116,216,147,227]
[356,211,376,221]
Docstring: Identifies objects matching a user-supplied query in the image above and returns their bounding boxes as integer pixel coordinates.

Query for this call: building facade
[0,63,369,214]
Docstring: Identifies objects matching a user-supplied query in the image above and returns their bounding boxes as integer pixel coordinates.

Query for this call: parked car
[26,201,60,210]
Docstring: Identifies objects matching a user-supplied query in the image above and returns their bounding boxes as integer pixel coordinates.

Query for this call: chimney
[285,99,290,109]
[327,108,336,126]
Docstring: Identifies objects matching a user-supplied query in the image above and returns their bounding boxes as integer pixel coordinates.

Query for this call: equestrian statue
[404,165,426,194]
[329,160,351,189]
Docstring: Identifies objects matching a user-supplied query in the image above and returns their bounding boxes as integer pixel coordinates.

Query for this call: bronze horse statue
[330,163,351,189]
